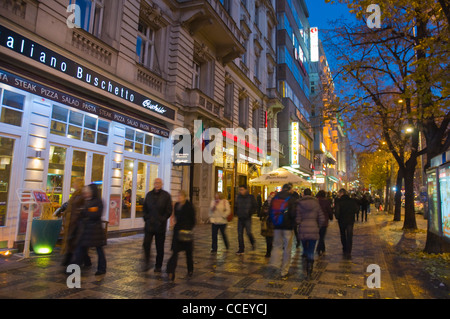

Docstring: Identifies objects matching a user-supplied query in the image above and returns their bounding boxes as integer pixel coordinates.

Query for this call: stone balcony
[177,0,245,64]
[184,88,225,123]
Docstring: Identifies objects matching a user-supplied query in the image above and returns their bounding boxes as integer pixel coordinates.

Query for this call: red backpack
[269,196,291,227]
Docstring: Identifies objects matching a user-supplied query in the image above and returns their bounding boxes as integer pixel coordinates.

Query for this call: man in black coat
[335,188,359,259]
[234,185,257,255]
[142,178,173,272]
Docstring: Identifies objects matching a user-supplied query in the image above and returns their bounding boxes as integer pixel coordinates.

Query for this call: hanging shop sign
[0,68,170,137]
[0,24,175,120]
[291,121,299,167]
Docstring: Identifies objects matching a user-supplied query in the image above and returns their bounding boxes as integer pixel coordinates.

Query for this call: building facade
[275,0,313,186]
[310,39,350,192]
[0,0,282,248]
[166,0,281,221]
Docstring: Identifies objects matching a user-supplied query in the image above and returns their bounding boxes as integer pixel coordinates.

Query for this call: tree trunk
[394,168,403,221]
[402,163,417,230]
[424,229,450,253]
[384,164,391,212]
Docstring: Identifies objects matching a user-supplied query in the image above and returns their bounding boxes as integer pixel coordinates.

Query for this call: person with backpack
[269,184,298,279]
[234,185,257,255]
[296,188,327,280]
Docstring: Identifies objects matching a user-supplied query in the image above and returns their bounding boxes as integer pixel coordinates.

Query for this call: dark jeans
[73,246,106,272]
[316,226,327,254]
[339,222,354,255]
[211,224,229,251]
[143,231,166,269]
[166,240,194,275]
[302,240,317,260]
[238,218,255,251]
[265,236,273,255]
[361,208,368,221]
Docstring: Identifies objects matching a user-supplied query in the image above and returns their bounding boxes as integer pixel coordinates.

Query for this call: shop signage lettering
[0,24,175,120]
[0,68,169,138]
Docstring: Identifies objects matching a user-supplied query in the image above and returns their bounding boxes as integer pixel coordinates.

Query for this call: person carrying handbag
[209,192,230,253]
[166,190,196,281]
[260,192,276,258]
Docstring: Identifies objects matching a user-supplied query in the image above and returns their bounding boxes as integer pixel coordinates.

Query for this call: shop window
[0,89,24,127]
[124,128,161,158]
[0,136,15,226]
[50,104,109,146]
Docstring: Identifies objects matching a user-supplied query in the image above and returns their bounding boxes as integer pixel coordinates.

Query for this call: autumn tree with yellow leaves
[323,0,449,252]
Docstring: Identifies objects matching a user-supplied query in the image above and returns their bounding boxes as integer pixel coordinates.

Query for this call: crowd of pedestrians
[56,178,107,276]
[56,177,372,282]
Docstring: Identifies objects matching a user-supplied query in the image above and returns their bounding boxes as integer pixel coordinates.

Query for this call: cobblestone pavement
[0,210,449,299]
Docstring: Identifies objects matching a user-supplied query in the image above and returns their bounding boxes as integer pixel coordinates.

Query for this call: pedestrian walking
[256,192,262,217]
[73,183,107,275]
[54,177,85,266]
[209,192,230,253]
[296,188,327,280]
[166,190,196,281]
[260,192,276,258]
[234,185,257,255]
[142,178,173,272]
[269,184,298,279]
[335,188,360,259]
[316,190,333,256]
[288,184,301,249]
[360,193,369,222]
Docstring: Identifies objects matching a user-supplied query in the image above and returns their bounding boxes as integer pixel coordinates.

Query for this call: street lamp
[405,126,414,134]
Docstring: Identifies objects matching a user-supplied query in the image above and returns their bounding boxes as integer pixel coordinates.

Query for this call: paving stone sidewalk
[0,209,448,299]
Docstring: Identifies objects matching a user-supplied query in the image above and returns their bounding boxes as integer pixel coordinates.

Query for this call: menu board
[439,164,450,238]
[427,169,440,235]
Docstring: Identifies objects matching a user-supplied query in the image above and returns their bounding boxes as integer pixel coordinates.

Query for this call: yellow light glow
[36,247,51,254]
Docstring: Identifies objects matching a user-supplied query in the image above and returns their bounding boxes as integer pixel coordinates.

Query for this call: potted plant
[30,193,62,255]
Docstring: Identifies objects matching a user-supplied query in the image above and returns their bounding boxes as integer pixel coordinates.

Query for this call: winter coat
[317,197,333,227]
[260,199,274,237]
[335,195,359,225]
[143,189,173,233]
[172,200,196,250]
[77,197,105,247]
[235,193,257,220]
[296,195,327,240]
[209,199,230,225]
[59,189,84,254]
[269,190,298,230]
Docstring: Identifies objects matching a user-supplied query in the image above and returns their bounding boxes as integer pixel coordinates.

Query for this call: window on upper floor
[192,52,215,98]
[224,81,234,119]
[136,20,161,74]
[238,95,249,128]
[70,0,104,38]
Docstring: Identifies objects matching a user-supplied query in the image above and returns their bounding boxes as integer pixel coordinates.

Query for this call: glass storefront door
[0,136,15,227]
[121,158,158,226]
[47,146,106,208]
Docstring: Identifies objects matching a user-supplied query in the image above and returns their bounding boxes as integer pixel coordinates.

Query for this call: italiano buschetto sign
[0,24,175,121]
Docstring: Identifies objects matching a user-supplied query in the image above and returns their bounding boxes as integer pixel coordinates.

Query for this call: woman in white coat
[209,192,230,253]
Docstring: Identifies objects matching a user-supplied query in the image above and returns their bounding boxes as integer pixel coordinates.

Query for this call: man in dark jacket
[335,188,359,259]
[269,184,298,279]
[316,190,333,256]
[142,178,173,272]
[235,185,257,255]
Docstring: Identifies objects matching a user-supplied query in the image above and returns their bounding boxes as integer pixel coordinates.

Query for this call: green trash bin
[31,219,62,255]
